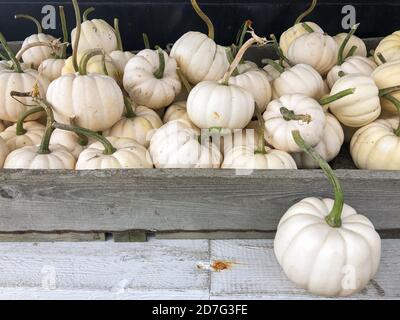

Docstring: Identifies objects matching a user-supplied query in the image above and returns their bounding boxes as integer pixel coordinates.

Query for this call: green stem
[34,99,55,155]
[177,68,192,94]
[262,58,284,74]
[153,47,165,79]
[337,23,359,65]
[191,0,214,40]
[53,122,116,155]
[381,94,400,136]
[16,41,59,61]
[379,85,400,97]
[114,18,123,51]
[254,104,266,155]
[302,22,314,33]
[123,94,136,119]
[280,107,312,123]
[0,51,8,60]
[142,33,150,49]
[295,0,318,24]
[15,14,43,33]
[72,0,82,72]
[345,45,358,59]
[226,47,239,76]
[270,34,293,67]
[0,32,23,73]
[319,88,355,105]
[59,6,68,59]
[236,20,252,50]
[15,106,44,135]
[376,52,387,64]
[292,130,344,228]
[79,48,105,75]
[83,7,95,21]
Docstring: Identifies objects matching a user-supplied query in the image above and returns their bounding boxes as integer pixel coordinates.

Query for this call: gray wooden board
[0,169,399,234]
[0,239,397,300]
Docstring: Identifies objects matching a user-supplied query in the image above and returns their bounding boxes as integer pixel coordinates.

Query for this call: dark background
[0,0,398,50]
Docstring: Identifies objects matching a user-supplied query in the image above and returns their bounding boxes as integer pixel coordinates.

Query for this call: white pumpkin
[274,197,381,297]
[149,120,221,168]
[222,145,297,170]
[46,73,124,132]
[280,22,324,56]
[110,50,135,75]
[0,69,49,122]
[350,118,400,170]
[163,101,196,128]
[170,31,229,85]
[328,74,381,127]
[272,64,325,100]
[76,137,153,169]
[228,69,272,112]
[187,80,255,129]
[292,113,344,169]
[104,105,163,147]
[4,144,76,169]
[374,31,400,65]
[49,129,84,159]
[263,94,326,152]
[38,58,66,81]
[20,33,57,69]
[236,60,258,74]
[71,19,118,54]
[327,56,377,89]
[0,121,5,133]
[123,49,182,109]
[287,32,338,76]
[333,33,367,58]
[0,121,44,151]
[0,137,9,168]
[372,61,400,113]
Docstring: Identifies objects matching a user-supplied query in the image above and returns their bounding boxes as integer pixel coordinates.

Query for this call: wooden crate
[1,38,399,242]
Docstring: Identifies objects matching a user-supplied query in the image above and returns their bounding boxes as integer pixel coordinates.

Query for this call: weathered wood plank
[0,232,105,242]
[209,240,400,300]
[0,240,210,293]
[0,169,399,234]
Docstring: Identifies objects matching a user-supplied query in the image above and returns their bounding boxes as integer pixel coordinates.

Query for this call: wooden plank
[0,169,399,234]
[209,240,400,300]
[0,232,105,242]
[156,231,275,240]
[0,239,210,294]
[113,231,148,243]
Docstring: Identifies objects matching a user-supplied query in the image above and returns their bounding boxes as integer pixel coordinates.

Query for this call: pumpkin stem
[381,94,400,136]
[142,33,150,49]
[226,47,239,76]
[0,32,23,73]
[114,18,124,51]
[376,52,387,64]
[78,48,106,75]
[235,20,252,64]
[379,85,400,97]
[292,130,344,228]
[270,34,293,67]
[59,6,69,59]
[72,0,82,72]
[53,122,117,155]
[16,40,63,61]
[177,68,192,94]
[33,99,55,155]
[83,7,95,22]
[15,106,44,136]
[280,107,312,124]
[254,104,266,155]
[295,0,318,24]
[337,23,360,65]
[319,88,355,105]
[262,58,284,74]
[123,94,136,119]
[191,0,214,40]
[302,22,314,33]
[220,28,267,84]
[345,45,358,59]
[15,14,43,34]
[0,51,8,60]
[153,47,166,79]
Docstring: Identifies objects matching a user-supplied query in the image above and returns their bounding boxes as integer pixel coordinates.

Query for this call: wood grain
[0,169,399,234]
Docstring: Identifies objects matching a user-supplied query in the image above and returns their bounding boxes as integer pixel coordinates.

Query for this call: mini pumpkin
[0,136,9,168]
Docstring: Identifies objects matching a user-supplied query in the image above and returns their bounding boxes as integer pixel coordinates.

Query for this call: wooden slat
[210,240,400,300]
[0,240,210,294]
[0,169,399,234]
[0,232,105,242]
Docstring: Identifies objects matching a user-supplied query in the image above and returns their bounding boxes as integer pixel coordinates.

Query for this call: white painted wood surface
[0,239,398,300]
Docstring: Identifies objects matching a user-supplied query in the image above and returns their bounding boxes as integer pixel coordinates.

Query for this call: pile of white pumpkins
[0,0,392,297]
